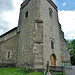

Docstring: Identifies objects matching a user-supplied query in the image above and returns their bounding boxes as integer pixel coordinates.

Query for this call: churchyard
[0,67,43,75]
[0,67,68,75]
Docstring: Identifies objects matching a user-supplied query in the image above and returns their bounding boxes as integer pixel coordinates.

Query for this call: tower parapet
[21,0,31,9]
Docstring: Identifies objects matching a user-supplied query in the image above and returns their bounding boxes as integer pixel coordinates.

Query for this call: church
[0,0,71,69]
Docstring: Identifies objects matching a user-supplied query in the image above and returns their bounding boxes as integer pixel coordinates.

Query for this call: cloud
[0,0,14,12]
[65,30,75,39]
[0,30,3,34]
[58,10,75,39]
[0,0,23,35]
[62,2,67,6]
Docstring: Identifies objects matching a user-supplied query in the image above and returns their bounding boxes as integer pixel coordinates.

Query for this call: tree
[67,40,75,65]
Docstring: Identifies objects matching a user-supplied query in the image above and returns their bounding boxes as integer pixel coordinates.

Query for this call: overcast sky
[0,0,23,35]
[0,0,75,39]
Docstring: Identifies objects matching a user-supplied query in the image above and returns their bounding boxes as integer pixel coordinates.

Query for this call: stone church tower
[16,0,70,69]
[0,0,71,69]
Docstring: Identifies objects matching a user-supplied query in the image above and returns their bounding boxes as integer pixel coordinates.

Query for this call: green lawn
[0,67,66,75]
[0,67,43,75]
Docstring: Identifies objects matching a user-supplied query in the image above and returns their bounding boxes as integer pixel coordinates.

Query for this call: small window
[8,51,10,58]
[25,11,28,18]
[51,40,54,49]
[49,8,53,17]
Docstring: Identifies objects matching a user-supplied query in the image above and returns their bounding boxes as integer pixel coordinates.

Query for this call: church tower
[16,0,71,69]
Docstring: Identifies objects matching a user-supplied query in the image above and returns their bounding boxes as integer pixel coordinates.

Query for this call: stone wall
[0,27,17,42]
[40,0,62,69]
[0,28,18,64]
[16,0,41,68]
[0,45,2,63]
[58,23,71,65]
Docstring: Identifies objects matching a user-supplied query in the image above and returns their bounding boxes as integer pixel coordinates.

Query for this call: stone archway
[51,54,56,66]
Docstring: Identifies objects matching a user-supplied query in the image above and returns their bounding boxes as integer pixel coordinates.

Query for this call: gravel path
[65,66,75,75]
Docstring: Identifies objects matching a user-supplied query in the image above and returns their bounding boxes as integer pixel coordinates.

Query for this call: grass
[26,72,43,75]
[0,67,66,75]
[0,67,43,75]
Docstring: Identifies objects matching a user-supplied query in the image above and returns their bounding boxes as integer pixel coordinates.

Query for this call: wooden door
[51,54,56,66]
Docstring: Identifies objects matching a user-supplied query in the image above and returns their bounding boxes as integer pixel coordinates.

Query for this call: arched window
[8,51,10,58]
[51,40,54,49]
[49,8,53,17]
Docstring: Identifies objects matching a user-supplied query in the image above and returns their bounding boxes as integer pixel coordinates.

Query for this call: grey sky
[0,0,14,35]
[0,0,22,35]
[0,0,14,12]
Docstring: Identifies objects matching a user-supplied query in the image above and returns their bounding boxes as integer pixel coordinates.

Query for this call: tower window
[51,40,54,49]
[49,8,53,17]
[25,11,28,18]
[8,51,10,58]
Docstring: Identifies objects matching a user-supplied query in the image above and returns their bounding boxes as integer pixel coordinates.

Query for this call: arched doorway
[51,54,56,66]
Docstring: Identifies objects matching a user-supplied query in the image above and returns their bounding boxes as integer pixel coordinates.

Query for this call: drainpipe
[15,7,22,66]
[15,30,20,66]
